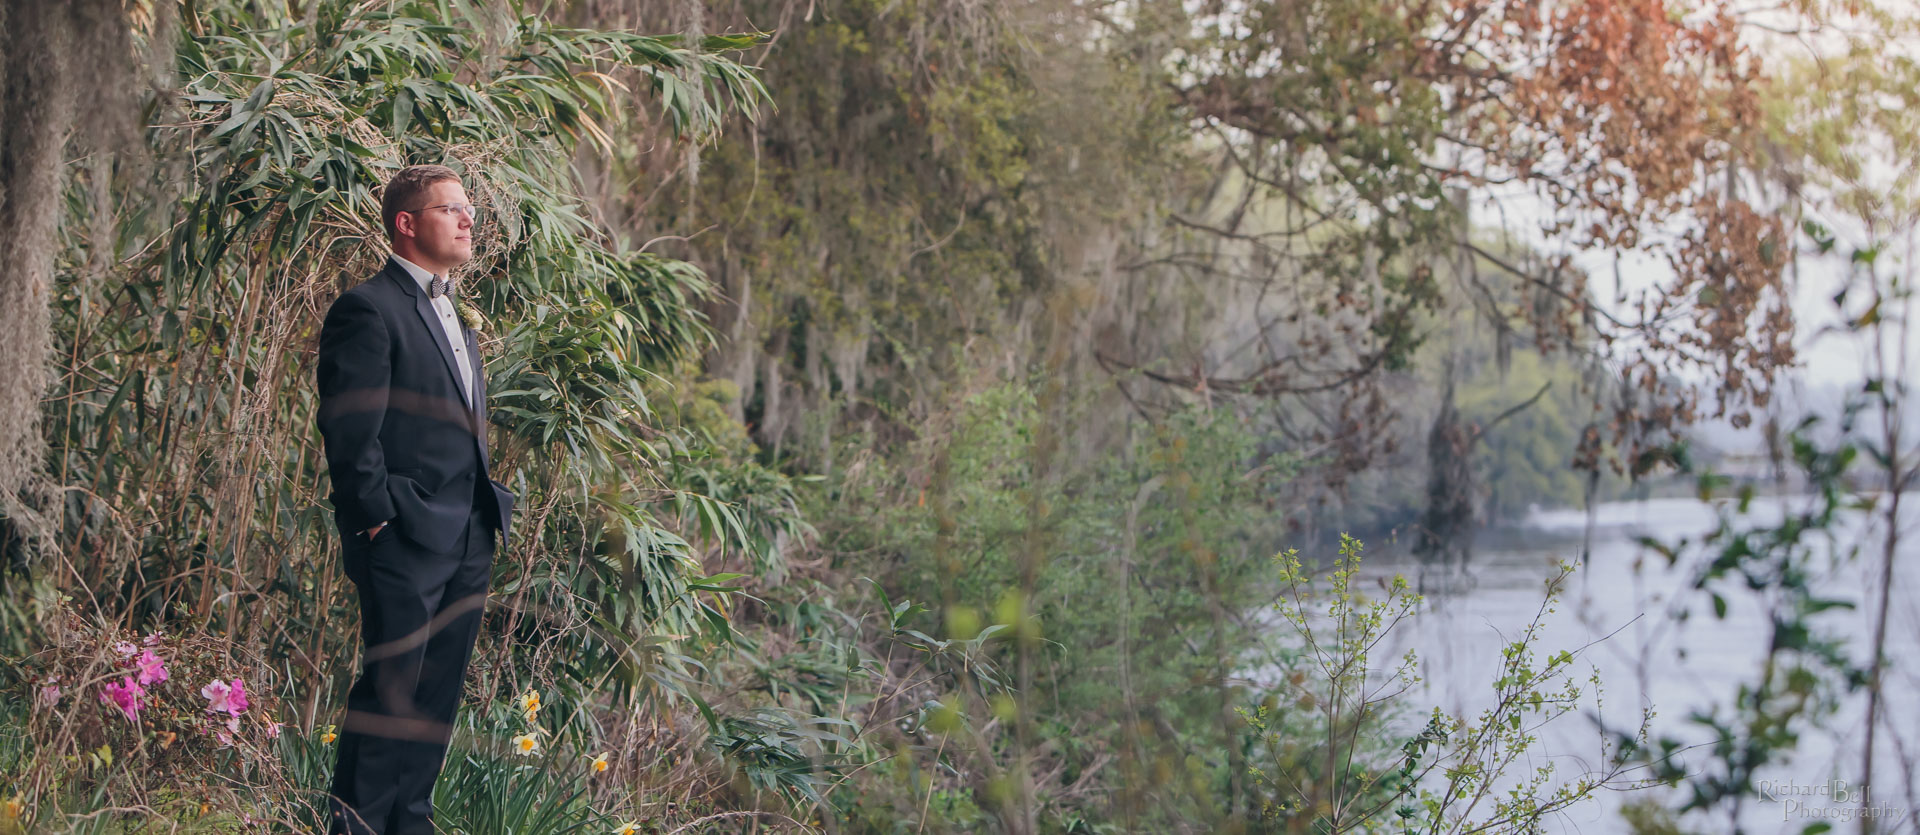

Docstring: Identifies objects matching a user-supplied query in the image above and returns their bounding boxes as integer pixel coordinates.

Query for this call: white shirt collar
[390,253,439,296]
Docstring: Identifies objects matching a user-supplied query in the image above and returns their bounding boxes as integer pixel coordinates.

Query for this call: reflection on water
[1328,496,1919,834]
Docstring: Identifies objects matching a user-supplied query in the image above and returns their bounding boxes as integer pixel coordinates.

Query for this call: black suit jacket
[316,258,515,555]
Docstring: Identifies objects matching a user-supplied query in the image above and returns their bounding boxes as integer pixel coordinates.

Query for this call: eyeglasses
[404,203,483,222]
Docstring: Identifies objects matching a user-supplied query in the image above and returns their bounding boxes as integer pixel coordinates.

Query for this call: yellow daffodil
[321,724,338,744]
[519,690,541,713]
[589,752,609,774]
[2,796,22,820]
[511,732,540,756]
[614,823,638,835]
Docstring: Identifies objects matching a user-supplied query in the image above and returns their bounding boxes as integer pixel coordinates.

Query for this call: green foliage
[662,0,1183,476]
[789,379,1307,828]
[1608,222,1897,833]
[1761,10,1920,232]
[432,719,623,835]
[1455,352,1592,522]
[1609,426,1870,830]
[1248,536,1633,833]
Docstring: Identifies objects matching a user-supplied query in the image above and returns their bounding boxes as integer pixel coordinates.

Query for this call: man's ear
[394,210,416,241]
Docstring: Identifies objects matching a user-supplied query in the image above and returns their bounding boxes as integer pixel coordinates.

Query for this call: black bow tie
[428,275,457,298]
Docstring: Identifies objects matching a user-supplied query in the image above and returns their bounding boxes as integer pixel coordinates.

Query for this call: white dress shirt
[391,253,475,408]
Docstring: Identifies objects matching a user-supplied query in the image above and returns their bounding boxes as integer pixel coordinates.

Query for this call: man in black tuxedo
[316,164,515,834]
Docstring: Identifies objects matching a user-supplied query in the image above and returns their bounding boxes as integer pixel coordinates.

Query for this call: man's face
[398,179,474,271]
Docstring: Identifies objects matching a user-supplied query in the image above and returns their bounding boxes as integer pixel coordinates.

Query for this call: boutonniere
[456,300,486,335]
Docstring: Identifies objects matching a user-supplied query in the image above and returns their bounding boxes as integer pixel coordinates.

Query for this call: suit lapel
[466,326,492,473]
[390,261,469,410]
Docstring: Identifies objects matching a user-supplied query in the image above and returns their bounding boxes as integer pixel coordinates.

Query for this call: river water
[1324,495,1920,833]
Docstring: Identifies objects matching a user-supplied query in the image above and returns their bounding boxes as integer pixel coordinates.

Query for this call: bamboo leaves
[209,77,273,142]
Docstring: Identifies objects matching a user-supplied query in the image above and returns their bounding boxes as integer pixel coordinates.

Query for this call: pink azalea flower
[202,679,235,713]
[134,650,169,686]
[214,728,234,747]
[225,714,241,734]
[263,720,282,740]
[142,631,165,647]
[112,641,138,657]
[99,676,145,721]
[202,677,250,715]
[38,684,60,706]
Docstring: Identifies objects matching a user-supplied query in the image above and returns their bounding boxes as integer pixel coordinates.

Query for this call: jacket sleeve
[316,292,396,527]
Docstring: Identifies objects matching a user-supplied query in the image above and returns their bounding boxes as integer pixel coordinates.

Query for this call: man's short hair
[380,164,462,239]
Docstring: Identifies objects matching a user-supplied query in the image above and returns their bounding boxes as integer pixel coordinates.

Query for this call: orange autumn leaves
[1475,0,1792,437]
[1178,0,1793,452]
[1494,0,1762,220]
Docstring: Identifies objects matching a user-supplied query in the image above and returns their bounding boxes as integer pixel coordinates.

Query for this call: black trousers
[328,505,495,835]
